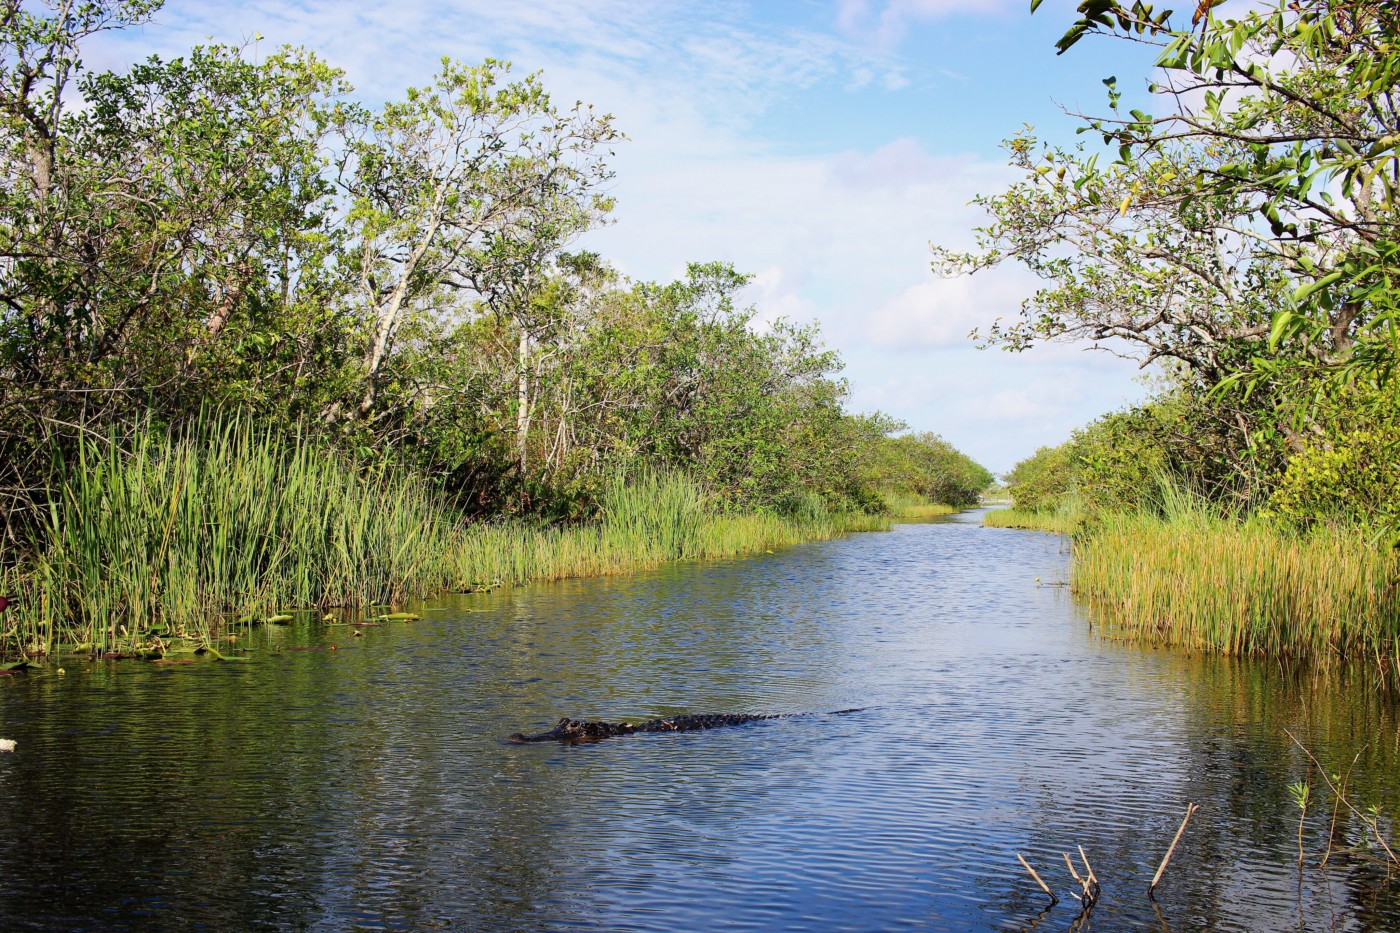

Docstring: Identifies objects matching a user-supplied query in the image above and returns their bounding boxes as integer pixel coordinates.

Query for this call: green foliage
[1003,443,1076,513]
[1002,385,1276,516]
[980,2,1400,671]
[1264,381,1400,536]
[1040,1,1400,391]
[942,2,1400,535]
[335,58,619,421]
[0,2,983,626]
[862,431,993,508]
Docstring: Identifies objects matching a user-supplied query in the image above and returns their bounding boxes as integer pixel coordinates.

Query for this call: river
[1,509,1397,931]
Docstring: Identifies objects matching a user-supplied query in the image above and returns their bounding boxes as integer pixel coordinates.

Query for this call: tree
[2,2,350,535]
[939,1,1400,389]
[335,58,618,423]
[1107,3,1394,378]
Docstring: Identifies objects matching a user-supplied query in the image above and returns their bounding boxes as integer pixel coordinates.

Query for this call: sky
[89,0,1169,474]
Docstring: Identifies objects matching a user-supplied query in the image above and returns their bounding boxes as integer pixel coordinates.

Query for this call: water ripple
[0,511,1396,930]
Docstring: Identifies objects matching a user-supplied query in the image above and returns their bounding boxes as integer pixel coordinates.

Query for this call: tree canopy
[0,0,987,543]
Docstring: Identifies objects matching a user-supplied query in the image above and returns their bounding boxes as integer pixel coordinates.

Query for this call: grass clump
[881,491,956,522]
[1074,507,1400,674]
[983,508,1082,534]
[5,426,885,658]
[983,492,1084,534]
[36,420,459,655]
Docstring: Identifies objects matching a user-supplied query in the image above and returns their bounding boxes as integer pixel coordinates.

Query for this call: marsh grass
[983,507,1083,534]
[36,420,460,655]
[881,491,956,522]
[1075,508,1400,674]
[4,424,881,656]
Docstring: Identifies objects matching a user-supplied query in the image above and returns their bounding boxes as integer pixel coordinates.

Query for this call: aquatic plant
[982,507,1081,534]
[1074,509,1400,674]
[880,491,955,521]
[3,425,882,657]
[35,419,460,655]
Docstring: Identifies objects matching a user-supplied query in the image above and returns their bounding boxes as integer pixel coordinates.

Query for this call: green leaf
[1293,270,1343,303]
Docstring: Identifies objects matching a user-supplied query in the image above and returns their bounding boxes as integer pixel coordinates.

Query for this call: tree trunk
[516,327,531,475]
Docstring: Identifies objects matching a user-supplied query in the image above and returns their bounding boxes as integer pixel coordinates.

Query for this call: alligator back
[506,709,863,744]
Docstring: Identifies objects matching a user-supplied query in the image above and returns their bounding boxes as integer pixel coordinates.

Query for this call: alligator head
[506,717,634,744]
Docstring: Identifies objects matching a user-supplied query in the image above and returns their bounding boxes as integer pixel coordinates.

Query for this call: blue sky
[91,0,1168,474]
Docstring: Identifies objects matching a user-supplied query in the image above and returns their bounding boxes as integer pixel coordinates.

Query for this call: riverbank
[984,506,1400,676]
[1,428,895,660]
[982,507,1080,534]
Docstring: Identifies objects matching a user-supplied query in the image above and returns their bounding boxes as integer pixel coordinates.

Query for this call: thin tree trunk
[516,328,531,474]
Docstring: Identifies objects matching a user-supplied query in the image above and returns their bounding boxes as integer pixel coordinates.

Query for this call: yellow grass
[983,508,1082,534]
[1075,511,1400,674]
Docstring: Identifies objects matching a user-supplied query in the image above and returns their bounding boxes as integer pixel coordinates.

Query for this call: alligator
[506,709,864,744]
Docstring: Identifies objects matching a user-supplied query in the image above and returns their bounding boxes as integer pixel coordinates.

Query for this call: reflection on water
[0,509,1396,931]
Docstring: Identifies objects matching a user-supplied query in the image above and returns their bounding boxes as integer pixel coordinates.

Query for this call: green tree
[2,3,349,531]
[334,58,618,423]
[1026,0,1400,385]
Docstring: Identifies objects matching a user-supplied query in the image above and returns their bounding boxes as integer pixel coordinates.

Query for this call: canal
[0,510,1396,930]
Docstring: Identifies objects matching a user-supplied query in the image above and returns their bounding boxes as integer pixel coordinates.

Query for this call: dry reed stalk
[1062,851,1100,907]
[1149,802,1199,898]
[1016,853,1058,904]
[1077,844,1098,888]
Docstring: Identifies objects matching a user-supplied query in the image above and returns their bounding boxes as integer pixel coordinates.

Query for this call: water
[1,510,1397,931]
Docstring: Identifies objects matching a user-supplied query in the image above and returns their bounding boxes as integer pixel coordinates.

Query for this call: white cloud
[746,266,821,333]
[836,0,1011,48]
[865,273,1031,350]
[830,137,973,189]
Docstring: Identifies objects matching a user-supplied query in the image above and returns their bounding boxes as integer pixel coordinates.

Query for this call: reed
[1075,509,1400,673]
[983,507,1082,534]
[3,426,881,657]
[881,491,956,522]
[35,419,460,655]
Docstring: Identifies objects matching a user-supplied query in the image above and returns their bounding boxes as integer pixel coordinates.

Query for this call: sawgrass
[983,506,1082,534]
[881,491,956,522]
[4,424,883,656]
[1074,503,1400,675]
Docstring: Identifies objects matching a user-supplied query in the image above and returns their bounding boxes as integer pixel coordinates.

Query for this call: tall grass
[881,491,956,522]
[5,424,881,657]
[37,420,460,654]
[1075,508,1400,674]
[983,503,1083,534]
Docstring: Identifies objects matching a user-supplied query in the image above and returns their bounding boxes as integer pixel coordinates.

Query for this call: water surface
[1,510,1396,930]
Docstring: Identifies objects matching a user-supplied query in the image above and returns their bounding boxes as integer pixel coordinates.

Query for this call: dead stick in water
[1016,853,1058,904]
[1064,849,1099,907]
[1064,851,1084,886]
[1149,802,1199,898]
[1077,844,1098,887]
